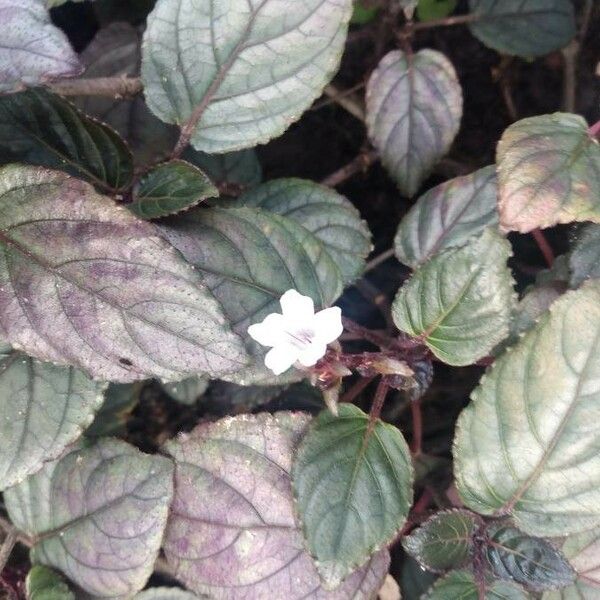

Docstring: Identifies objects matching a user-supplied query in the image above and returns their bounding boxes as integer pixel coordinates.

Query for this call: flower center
[285,327,315,348]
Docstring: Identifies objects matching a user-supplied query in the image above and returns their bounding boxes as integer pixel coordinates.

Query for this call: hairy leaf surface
[497,114,600,232]
[569,224,600,287]
[468,0,576,58]
[5,439,173,598]
[0,353,105,491]
[0,165,247,382]
[26,566,75,600]
[424,570,531,599]
[395,166,498,267]
[454,281,600,536]
[0,0,82,93]
[142,0,353,153]
[292,404,413,587]
[184,148,262,189]
[366,49,462,197]
[393,229,514,366]
[163,412,390,599]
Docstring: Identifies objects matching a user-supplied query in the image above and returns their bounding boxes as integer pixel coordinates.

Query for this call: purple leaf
[0,0,82,94]
[0,164,248,382]
[163,412,390,599]
[5,438,174,598]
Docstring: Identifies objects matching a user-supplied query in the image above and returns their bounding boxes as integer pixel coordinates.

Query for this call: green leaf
[351,1,378,24]
[239,178,372,284]
[130,160,218,220]
[0,353,105,492]
[183,148,262,189]
[0,89,133,191]
[292,404,413,587]
[417,0,457,21]
[394,166,498,268]
[402,510,480,573]
[366,49,462,197]
[454,280,600,537]
[0,1,82,93]
[497,113,600,233]
[160,376,209,405]
[163,412,390,598]
[26,566,75,600]
[569,224,600,287]
[85,383,139,437]
[0,165,247,382]
[468,0,576,58]
[486,525,576,592]
[392,229,514,366]
[159,206,343,385]
[542,527,600,599]
[400,556,438,599]
[141,0,353,153]
[76,23,178,167]
[424,570,532,599]
[5,438,174,598]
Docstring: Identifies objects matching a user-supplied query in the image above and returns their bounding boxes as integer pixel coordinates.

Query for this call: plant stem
[409,12,479,31]
[369,377,389,421]
[410,397,423,455]
[531,228,554,267]
[321,149,379,187]
[340,376,375,404]
[342,317,394,349]
[0,528,16,573]
[48,76,143,97]
[364,248,396,274]
[323,84,366,121]
[589,119,600,138]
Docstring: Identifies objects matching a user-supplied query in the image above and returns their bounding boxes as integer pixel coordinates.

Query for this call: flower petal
[312,306,343,345]
[247,313,287,347]
[264,345,298,375]
[279,289,315,321]
[297,341,327,367]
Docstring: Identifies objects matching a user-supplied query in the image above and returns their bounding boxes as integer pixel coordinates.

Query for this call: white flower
[247,289,343,375]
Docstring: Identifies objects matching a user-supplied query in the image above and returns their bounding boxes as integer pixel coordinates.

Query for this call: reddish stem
[589,118,600,138]
[531,228,554,267]
[339,376,375,404]
[410,397,423,455]
[369,377,389,421]
[412,487,433,516]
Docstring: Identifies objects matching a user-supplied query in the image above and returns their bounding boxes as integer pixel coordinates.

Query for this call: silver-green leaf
[366,49,462,197]
[424,570,532,599]
[454,280,600,537]
[26,566,75,600]
[569,224,600,288]
[141,0,353,153]
[392,229,515,366]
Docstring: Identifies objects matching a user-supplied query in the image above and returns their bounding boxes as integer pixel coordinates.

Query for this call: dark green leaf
[417,0,457,21]
[85,383,139,437]
[400,556,438,599]
[130,160,218,219]
[26,566,75,600]
[183,148,262,188]
[292,404,413,587]
[424,570,532,599]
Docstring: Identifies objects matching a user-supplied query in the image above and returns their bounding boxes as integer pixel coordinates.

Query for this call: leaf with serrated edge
[394,166,498,268]
[0,0,82,93]
[424,570,532,599]
[163,412,390,599]
[497,114,600,233]
[159,206,343,385]
[542,527,600,599]
[393,229,514,366]
[468,0,575,59]
[402,510,480,573]
[160,376,209,405]
[292,404,413,588]
[26,565,75,600]
[130,160,218,220]
[0,165,247,382]
[5,438,173,599]
[454,280,600,537]
[239,178,372,283]
[569,224,600,287]
[141,0,353,153]
[0,89,133,191]
[184,148,262,188]
[366,49,462,197]
[486,525,575,592]
[0,353,105,492]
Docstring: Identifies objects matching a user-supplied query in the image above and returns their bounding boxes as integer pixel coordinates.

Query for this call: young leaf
[163,412,390,599]
[569,224,600,287]
[135,589,204,600]
[141,0,353,153]
[417,0,457,21]
[129,160,219,220]
[26,566,75,600]
[0,353,105,492]
[454,281,600,537]
[160,376,209,405]
[0,165,247,382]
[76,23,178,167]
[239,178,372,283]
[424,570,531,599]
[0,0,82,93]
[85,383,139,437]
[292,404,413,588]
[183,148,262,189]
[402,510,480,573]
[497,113,600,233]
[159,206,343,385]
[486,525,575,592]
[542,527,600,599]
[394,166,498,268]
[5,439,174,598]
[392,229,514,366]
[366,49,462,197]
[468,0,576,59]
[0,89,133,191]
